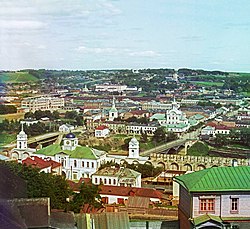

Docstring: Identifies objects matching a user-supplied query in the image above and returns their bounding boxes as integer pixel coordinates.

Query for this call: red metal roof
[95,125,108,130]
[215,125,231,130]
[22,156,61,170]
[99,185,162,199]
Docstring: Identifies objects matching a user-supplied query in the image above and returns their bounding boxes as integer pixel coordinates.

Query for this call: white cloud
[129,50,161,57]
[0,20,47,30]
[77,46,116,54]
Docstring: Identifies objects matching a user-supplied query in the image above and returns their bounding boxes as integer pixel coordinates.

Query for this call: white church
[10,124,149,180]
[108,96,118,121]
[106,136,149,165]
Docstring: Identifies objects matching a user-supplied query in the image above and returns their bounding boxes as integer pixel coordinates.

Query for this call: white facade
[215,128,231,135]
[108,97,118,121]
[33,133,107,180]
[21,96,64,112]
[95,84,138,92]
[128,137,139,158]
[95,127,110,138]
[62,134,78,151]
[59,124,75,133]
[92,167,141,188]
[126,123,158,135]
[201,126,215,136]
[10,125,36,161]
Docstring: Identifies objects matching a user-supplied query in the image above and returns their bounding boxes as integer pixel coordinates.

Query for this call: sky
[0,0,250,72]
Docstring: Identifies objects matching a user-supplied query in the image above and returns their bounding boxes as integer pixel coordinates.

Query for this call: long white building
[21,96,64,112]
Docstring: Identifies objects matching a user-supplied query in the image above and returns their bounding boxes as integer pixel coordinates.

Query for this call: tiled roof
[174,166,250,192]
[93,167,141,178]
[99,185,162,199]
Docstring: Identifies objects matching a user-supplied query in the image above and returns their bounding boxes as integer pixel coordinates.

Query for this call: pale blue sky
[0,0,250,71]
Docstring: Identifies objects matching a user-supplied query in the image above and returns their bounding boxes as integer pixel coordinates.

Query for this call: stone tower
[128,137,139,158]
[108,96,118,121]
[16,123,28,150]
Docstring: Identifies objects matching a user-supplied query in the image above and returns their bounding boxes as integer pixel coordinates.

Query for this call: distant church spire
[112,96,116,108]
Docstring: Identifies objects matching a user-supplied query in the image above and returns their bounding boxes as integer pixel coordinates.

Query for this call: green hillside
[0,72,39,83]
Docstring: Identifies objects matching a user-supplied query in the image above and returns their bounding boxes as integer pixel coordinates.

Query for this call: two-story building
[92,167,141,187]
[174,166,250,229]
[33,133,107,180]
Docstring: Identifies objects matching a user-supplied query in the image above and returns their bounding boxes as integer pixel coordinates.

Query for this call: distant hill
[0,71,39,83]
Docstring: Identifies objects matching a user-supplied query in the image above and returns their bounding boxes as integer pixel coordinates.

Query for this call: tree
[140,132,148,143]
[1,161,70,210]
[166,131,177,141]
[214,134,228,146]
[152,127,167,143]
[239,128,250,147]
[187,141,209,156]
[69,183,101,213]
[0,105,17,114]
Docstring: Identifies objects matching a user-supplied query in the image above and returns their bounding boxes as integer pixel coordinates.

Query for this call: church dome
[65,133,76,139]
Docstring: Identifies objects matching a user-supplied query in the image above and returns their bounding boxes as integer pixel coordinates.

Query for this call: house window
[231,198,239,213]
[109,179,111,184]
[73,173,77,180]
[113,179,116,185]
[87,162,89,167]
[104,178,107,184]
[74,160,77,167]
[61,158,64,167]
[95,178,98,184]
[200,199,215,212]
[82,161,84,167]
[92,162,94,168]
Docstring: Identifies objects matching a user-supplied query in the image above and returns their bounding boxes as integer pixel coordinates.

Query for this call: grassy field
[0,72,39,83]
[0,133,16,151]
[191,81,224,87]
[0,113,25,123]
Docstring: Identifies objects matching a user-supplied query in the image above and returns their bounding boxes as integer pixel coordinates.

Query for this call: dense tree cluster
[0,119,19,133]
[1,161,70,210]
[69,183,101,213]
[25,110,60,120]
[152,127,178,143]
[65,111,83,126]
[214,128,250,147]
[0,105,17,114]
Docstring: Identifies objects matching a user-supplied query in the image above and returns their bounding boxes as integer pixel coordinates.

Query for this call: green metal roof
[174,166,250,192]
[192,114,205,120]
[189,119,198,126]
[35,144,98,159]
[109,106,118,112]
[193,214,223,226]
[162,123,188,129]
[150,113,166,120]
